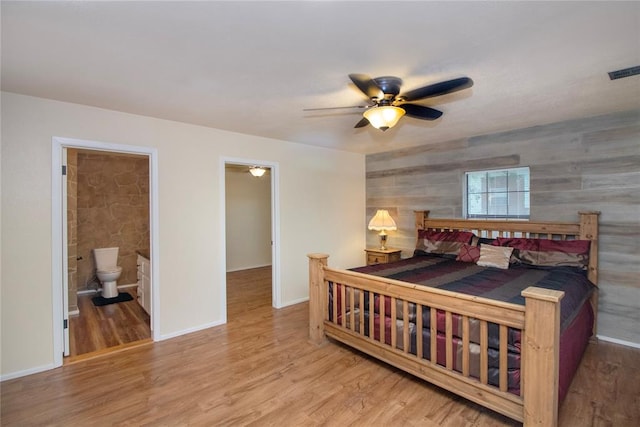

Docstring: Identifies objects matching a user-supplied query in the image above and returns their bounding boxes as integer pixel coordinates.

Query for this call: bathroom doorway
[66,148,151,359]
[223,159,280,321]
[52,137,160,367]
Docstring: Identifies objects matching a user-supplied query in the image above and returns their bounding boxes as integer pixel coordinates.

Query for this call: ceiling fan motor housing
[372,76,402,97]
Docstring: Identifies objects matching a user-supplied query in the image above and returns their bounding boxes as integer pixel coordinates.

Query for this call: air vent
[608,65,640,80]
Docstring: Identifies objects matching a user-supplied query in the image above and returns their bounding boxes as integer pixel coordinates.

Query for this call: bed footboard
[308,254,564,426]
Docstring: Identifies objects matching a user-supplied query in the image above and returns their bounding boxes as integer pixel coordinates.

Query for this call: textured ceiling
[2,1,639,154]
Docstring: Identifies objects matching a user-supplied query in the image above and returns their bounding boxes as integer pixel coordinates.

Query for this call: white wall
[0,92,366,378]
[225,167,272,272]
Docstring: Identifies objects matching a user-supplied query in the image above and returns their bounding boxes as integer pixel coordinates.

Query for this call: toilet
[93,247,123,299]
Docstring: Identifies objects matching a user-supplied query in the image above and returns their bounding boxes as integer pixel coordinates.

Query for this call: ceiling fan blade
[354,117,370,128]
[349,73,384,100]
[400,104,443,121]
[399,77,473,102]
[303,105,368,111]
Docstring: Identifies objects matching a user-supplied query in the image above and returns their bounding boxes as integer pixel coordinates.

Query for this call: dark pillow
[492,237,591,269]
[416,229,474,257]
[456,243,481,263]
[471,235,496,247]
[478,237,496,246]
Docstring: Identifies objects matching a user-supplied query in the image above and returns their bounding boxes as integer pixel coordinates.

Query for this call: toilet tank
[93,247,119,270]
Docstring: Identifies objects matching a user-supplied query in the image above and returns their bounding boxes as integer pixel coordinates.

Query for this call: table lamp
[368,209,397,250]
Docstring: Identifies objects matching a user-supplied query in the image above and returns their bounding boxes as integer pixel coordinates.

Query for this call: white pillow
[477,244,514,270]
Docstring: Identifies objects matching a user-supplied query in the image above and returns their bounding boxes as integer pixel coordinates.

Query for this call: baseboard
[118,283,138,289]
[159,319,226,341]
[1,363,57,382]
[226,263,272,273]
[278,296,309,309]
[596,334,640,349]
[69,308,80,317]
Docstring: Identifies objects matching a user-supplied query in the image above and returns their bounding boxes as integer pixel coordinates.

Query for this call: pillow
[471,235,496,246]
[416,230,474,257]
[493,237,590,269]
[477,244,513,269]
[456,243,481,263]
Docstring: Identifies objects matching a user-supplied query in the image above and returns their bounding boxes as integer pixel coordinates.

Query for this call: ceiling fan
[305,74,473,131]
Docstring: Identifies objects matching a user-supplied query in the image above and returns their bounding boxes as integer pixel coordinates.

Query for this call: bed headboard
[414,210,600,285]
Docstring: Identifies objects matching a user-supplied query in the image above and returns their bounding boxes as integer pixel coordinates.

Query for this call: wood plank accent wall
[366,109,640,345]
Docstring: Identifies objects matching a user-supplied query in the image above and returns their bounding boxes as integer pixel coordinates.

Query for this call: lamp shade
[363,106,405,131]
[368,209,397,231]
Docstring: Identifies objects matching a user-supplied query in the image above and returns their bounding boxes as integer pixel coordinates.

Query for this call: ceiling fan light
[363,106,405,131]
[249,166,266,177]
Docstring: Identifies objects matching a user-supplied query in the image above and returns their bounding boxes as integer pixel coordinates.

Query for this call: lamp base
[379,233,388,250]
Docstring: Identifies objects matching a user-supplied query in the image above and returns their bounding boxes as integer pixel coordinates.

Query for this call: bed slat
[500,324,508,392]
[417,304,423,359]
[445,311,453,369]
[359,289,365,334]
[462,315,470,377]
[480,320,488,385]
[403,300,410,354]
[349,286,355,332]
[430,309,437,364]
[380,295,386,345]
[340,284,346,329]
[332,282,338,327]
[391,297,397,349]
[369,292,374,340]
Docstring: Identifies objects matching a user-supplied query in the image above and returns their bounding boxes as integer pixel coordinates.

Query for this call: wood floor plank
[2,266,639,426]
[69,287,151,358]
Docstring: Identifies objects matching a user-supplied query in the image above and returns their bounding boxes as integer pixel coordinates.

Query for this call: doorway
[52,137,160,368]
[66,148,151,359]
[222,159,280,321]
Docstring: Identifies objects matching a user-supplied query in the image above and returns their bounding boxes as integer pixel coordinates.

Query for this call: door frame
[51,137,160,367]
[220,157,281,311]
[61,148,70,356]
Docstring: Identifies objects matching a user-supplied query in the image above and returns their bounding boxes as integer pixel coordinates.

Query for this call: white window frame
[463,167,530,220]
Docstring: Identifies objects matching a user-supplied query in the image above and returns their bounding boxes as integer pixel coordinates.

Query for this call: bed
[308,210,599,426]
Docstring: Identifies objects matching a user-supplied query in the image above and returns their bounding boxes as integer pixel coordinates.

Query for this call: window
[465,167,530,219]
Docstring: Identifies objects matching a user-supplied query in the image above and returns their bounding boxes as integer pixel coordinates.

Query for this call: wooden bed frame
[308,211,599,426]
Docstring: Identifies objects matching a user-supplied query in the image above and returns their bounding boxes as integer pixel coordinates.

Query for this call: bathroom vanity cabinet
[136,254,151,315]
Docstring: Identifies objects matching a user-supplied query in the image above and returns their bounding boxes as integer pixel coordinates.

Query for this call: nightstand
[365,248,402,265]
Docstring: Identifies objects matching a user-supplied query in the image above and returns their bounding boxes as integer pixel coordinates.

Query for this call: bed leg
[308,253,329,345]
[579,211,600,337]
[521,286,564,427]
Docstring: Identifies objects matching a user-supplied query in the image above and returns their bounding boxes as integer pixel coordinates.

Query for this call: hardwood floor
[2,266,639,426]
[68,287,151,359]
